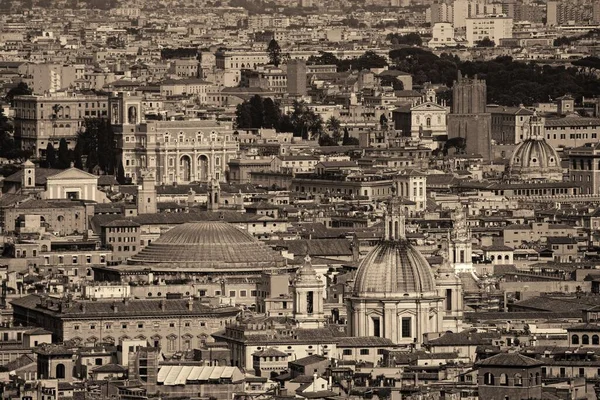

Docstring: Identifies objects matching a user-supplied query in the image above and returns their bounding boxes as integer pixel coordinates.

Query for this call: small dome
[509,138,562,181]
[128,222,287,271]
[353,240,436,297]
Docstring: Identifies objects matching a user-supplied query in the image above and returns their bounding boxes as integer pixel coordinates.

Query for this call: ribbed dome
[510,138,562,181]
[353,240,436,297]
[128,222,287,271]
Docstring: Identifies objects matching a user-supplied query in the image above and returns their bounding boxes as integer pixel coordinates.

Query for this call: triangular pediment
[46,168,99,181]
[411,102,447,111]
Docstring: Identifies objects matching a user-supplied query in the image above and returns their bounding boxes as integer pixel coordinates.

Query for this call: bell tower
[109,92,142,126]
[436,239,464,333]
[137,168,157,214]
[22,160,36,192]
[293,255,326,329]
[449,205,473,273]
[207,178,220,211]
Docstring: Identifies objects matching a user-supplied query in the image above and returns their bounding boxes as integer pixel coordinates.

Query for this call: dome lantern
[384,193,406,241]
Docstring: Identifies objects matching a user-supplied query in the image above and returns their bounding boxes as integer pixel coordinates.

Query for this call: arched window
[514,373,522,386]
[505,255,510,260]
[593,335,599,345]
[572,334,580,345]
[582,334,590,345]
[426,117,431,127]
[484,372,495,385]
[56,364,65,379]
[500,373,508,386]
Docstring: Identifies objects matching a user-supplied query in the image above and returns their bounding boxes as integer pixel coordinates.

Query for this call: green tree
[0,108,14,158]
[379,75,404,90]
[263,98,281,129]
[386,32,422,46]
[249,95,264,129]
[326,116,342,143]
[443,137,466,155]
[338,51,388,72]
[267,39,282,67]
[290,100,323,140]
[235,96,283,130]
[73,144,84,170]
[553,36,573,46]
[342,127,359,145]
[57,138,71,169]
[77,118,116,173]
[307,51,339,66]
[45,143,56,168]
[475,37,495,47]
[318,133,338,146]
[117,161,126,184]
[572,56,600,79]
[235,102,253,129]
[6,82,32,105]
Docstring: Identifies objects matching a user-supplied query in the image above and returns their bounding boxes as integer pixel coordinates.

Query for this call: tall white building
[453,0,504,28]
[429,2,454,24]
[465,14,513,46]
[429,22,458,47]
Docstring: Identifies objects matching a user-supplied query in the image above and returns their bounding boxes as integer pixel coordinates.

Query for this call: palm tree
[291,100,323,140]
[326,116,342,143]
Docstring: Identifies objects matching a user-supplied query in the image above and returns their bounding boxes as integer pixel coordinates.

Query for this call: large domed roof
[509,138,562,180]
[128,222,287,271]
[353,240,437,298]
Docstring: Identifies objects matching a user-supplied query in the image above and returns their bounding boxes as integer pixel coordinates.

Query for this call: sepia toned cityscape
[2,0,600,398]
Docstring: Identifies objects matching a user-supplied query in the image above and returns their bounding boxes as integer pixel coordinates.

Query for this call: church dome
[353,240,437,298]
[128,222,287,271]
[509,111,562,181]
[509,139,562,180]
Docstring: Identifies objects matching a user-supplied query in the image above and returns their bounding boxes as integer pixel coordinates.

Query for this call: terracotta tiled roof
[11,294,239,319]
[476,352,542,367]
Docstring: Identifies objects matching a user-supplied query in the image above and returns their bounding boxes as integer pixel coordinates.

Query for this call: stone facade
[3,200,93,235]
[13,93,108,157]
[447,72,492,160]
[110,93,239,185]
[11,295,239,355]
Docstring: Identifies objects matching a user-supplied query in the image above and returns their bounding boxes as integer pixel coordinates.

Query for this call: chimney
[313,373,318,392]
[112,302,118,313]
[187,298,194,311]
[160,300,166,311]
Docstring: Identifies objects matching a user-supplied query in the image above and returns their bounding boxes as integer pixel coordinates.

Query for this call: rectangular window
[342,349,352,356]
[360,349,369,355]
[401,317,412,338]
